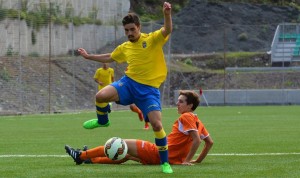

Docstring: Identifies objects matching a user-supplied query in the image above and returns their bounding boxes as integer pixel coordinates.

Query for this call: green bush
[238,32,248,41]
[184,58,193,65]
[173,4,182,13]
[53,16,69,26]
[0,8,7,21]
[7,9,19,19]
[72,16,82,26]
[6,45,14,56]
[0,67,10,81]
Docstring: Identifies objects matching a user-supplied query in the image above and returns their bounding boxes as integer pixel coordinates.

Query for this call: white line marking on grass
[208,153,300,156]
[0,155,69,158]
[1,153,300,158]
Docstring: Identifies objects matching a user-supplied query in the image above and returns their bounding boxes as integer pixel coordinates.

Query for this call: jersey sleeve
[151,28,169,46]
[200,126,209,139]
[111,45,126,63]
[93,69,99,79]
[178,113,198,134]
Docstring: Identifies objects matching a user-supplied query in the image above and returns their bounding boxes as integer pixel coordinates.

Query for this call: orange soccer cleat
[144,122,150,130]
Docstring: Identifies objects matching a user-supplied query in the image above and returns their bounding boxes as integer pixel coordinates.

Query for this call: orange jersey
[136,112,209,165]
[168,112,209,164]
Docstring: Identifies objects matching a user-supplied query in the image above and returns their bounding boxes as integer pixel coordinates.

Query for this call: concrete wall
[174,89,300,106]
[1,0,130,22]
[0,0,130,56]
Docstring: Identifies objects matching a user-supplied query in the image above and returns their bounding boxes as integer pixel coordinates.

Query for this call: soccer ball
[104,137,128,160]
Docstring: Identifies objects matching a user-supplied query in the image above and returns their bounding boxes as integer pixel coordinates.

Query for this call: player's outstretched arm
[192,136,214,164]
[77,48,114,63]
[161,2,172,38]
[182,130,201,165]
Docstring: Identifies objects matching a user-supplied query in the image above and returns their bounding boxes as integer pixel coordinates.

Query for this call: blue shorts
[111,75,161,122]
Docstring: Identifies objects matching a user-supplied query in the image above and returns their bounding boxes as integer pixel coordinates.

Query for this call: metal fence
[1,1,299,115]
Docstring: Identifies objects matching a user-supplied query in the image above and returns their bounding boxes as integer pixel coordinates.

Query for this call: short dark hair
[122,13,140,26]
[179,90,200,111]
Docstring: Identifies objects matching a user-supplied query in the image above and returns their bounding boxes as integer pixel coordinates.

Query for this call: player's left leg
[133,84,173,173]
[80,146,126,164]
[65,145,126,164]
[83,85,119,129]
[148,111,173,173]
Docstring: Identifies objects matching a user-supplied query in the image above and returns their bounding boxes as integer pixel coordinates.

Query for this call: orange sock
[80,146,105,160]
[79,145,128,164]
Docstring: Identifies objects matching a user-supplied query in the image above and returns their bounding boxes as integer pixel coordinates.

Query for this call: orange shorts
[136,140,160,165]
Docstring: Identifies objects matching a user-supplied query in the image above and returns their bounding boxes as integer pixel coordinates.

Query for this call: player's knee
[96,90,109,102]
[151,122,163,131]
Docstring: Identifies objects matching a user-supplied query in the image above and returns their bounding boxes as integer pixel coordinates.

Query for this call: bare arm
[94,79,103,85]
[161,2,172,38]
[77,48,114,63]
[192,135,214,164]
[182,130,201,165]
[111,76,114,82]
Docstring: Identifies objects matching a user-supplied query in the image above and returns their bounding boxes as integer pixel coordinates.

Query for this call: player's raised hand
[163,2,171,15]
[77,48,89,59]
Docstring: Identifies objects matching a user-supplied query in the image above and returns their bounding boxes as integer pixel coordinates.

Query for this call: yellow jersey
[111,28,169,88]
[94,67,114,90]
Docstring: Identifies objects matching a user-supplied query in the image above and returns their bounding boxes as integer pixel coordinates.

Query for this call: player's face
[124,23,141,42]
[103,63,108,69]
[177,95,192,114]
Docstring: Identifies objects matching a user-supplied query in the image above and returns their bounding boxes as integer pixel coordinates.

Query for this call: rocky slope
[171,0,299,53]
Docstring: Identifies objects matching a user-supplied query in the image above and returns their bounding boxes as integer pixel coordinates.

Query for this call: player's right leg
[148,111,173,173]
[83,85,119,129]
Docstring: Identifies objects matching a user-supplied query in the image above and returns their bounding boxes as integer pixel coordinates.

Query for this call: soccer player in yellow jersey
[94,63,114,90]
[77,2,173,173]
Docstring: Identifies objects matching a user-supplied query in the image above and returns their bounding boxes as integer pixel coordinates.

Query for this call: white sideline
[208,153,300,156]
[1,153,300,158]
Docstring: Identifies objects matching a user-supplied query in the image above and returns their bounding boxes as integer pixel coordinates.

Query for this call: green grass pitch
[0,105,299,178]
